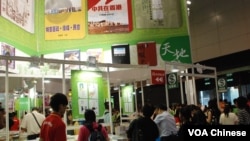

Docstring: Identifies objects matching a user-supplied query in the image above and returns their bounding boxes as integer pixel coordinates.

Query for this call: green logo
[160,35,192,64]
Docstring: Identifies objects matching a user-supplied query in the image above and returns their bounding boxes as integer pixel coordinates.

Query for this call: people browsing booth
[20,107,45,140]
[127,103,159,141]
[78,109,109,141]
[39,93,69,141]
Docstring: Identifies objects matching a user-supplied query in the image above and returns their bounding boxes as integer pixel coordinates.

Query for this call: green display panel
[71,70,107,120]
[121,85,134,115]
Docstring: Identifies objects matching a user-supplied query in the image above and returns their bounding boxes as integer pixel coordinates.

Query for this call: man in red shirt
[40,93,68,141]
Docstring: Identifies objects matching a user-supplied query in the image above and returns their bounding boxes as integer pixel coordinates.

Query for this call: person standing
[206,98,221,125]
[103,102,111,124]
[78,109,109,141]
[20,107,45,140]
[39,93,69,141]
[10,111,20,131]
[236,96,250,125]
[127,103,159,141]
[219,104,238,125]
[153,104,178,141]
[0,108,6,130]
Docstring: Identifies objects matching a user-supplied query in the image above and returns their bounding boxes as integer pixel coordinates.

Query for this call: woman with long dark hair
[78,109,109,141]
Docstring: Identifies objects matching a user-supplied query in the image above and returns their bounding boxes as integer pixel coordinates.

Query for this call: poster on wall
[71,70,107,120]
[0,42,15,69]
[134,0,182,29]
[64,49,80,74]
[88,0,133,34]
[44,0,85,40]
[111,44,130,64]
[137,42,157,66]
[86,48,104,63]
[0,0,35,33]
[121,85,134,114]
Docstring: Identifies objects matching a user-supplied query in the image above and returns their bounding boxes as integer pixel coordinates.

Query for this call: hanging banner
[71,70,107,120]
[160,35,192,64]
[88,0,133,34]
[44,0,85,40]
[121,85,134,114]
[166,73,178,89]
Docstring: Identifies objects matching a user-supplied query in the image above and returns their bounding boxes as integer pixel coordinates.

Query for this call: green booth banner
[71,70,108,120]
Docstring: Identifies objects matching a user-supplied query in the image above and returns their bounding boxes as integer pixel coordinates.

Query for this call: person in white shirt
[219,104,238,125]
[20,107,45,140]
[153,104,178,141]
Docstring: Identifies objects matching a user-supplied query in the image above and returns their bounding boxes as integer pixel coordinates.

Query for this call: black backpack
[87,124,106,141]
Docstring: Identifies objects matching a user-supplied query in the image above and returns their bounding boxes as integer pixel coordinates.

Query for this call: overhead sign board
[167,73,178,89]
[151,70,165,85]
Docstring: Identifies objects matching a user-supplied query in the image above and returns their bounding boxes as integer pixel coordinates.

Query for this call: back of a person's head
[84,109,96,122]
[50,93,68,112]
[0,108,4,113]
[237,96,247,109]
[156,104,167,111]
[142,104,154,117]
[104,102,109,109]
[179,106,192,123]
[208,98,218,109]
[32,107,39,111]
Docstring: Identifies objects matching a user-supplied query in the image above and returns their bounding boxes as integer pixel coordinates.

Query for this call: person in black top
[127,103,159,141]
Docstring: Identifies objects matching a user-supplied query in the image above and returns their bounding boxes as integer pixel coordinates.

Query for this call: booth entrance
[164,61,218,108]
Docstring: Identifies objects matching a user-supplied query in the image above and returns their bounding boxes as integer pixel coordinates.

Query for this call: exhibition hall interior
[0,0,250,140]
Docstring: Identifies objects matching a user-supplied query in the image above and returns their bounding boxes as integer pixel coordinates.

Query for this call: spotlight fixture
[187,0,191,5]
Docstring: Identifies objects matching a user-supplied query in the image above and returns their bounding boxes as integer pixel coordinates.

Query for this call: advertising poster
[111,44,130,64]
[86,48,104,63]
[64,49,80,74]
[0,42,15,69]
[44,0,85,40]
[0,0,35,33]
[137,42,157,66]
[134,0,182,28]
[121,85,134,114]
[88,0,133,34]
[71,70,107,120]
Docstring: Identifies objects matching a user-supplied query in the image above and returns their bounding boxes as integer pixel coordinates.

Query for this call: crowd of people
[0,92,249,141]
[126,93,250,141]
